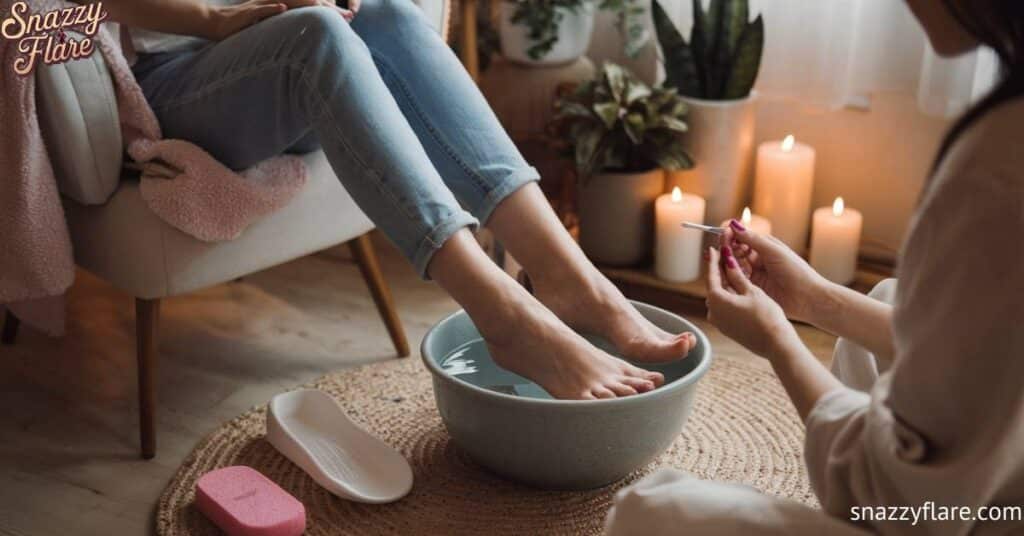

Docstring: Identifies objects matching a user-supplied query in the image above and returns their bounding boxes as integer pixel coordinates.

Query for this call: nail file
[195,466,305,536]
[681,222,724,235]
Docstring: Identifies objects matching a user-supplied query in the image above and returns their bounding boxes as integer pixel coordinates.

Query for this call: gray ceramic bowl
[421,301,712,490]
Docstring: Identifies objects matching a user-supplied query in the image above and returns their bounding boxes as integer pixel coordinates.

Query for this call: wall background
[584,6,953,262]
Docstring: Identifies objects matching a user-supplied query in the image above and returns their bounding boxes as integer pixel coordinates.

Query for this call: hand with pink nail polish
[719,219,830,324]
[705,246,798,362]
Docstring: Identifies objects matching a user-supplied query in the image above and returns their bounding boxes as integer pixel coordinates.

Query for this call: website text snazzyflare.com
[851,502,1023,526]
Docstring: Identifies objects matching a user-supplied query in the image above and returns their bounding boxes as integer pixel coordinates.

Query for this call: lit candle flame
[833,196,845,217]
[671,186,682,202]
[741,207,752,226]
[781,135,795,152]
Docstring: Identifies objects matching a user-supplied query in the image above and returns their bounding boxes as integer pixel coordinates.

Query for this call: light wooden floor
[0,234,836,536]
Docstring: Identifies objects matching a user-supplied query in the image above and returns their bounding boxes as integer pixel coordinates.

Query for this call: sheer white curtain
[658,0,999,118]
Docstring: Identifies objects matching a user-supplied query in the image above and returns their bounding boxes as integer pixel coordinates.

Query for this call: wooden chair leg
[2,309,19,345]
[348,233,410,357]
[135,298,160,459]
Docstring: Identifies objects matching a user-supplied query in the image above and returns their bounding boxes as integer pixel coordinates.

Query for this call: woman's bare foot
[482,184,694,364]
[478,288,665,399]
[429,229,663,400]
[532,270,696,364]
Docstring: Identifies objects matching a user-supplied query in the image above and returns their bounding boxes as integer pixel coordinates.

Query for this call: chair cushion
[63,151,374,299]
[35,30,123,205]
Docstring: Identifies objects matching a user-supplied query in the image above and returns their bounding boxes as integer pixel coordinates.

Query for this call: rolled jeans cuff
[474,166,541,225]
[412,210,480,279]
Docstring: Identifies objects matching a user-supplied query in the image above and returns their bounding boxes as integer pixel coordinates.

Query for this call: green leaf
[652,1,702,98]
[711,0,749,96]
[722,0,748,54]
[652,142,695,171]
[603,140,628,171]
[593,101,620,129]
[624,79,652,104]
[604,63,628,103]
[722,14,763,99]
[574,127,604,177]
[623,113,646,144]
[705,0,727,97]
[657,115,689,133]
[690,0,710,97]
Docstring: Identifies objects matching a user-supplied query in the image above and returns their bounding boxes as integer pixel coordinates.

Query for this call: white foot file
[266,389,413,503]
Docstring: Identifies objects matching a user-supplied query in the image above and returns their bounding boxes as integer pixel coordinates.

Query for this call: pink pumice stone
[195,466,306,536]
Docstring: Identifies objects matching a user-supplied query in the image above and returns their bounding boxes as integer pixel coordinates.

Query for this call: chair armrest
[36,30,123,206]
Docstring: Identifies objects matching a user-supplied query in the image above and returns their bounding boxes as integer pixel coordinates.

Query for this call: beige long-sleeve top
[805,97,1024,535]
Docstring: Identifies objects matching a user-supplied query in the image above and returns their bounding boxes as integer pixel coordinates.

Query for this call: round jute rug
[157,354,816,535]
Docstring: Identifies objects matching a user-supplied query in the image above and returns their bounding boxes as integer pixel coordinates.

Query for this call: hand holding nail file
[682,222,725,235]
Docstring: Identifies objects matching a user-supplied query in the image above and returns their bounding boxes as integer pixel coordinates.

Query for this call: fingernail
[722,245,733,258]
[727,257,739,269]
[729,219,746,232]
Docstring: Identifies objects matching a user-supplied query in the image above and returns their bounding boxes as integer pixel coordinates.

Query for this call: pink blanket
[0,0,307,335]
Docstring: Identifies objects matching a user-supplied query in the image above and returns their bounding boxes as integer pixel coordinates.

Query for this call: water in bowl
[439,335,700,399]
[440,338,552,398]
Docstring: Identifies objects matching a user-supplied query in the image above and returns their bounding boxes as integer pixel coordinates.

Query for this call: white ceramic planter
[499,2,595,66]
[577,168,664,266]
[666,94,756,225]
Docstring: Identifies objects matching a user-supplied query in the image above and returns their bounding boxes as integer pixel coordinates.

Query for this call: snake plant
[652,0,764,100]
[549,63,694,180]
[507,0,649,61]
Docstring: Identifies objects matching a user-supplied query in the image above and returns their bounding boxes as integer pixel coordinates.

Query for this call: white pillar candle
[753,135,816,252]
[722,207,772,236]
[809,197,863,285]
[656,187,706,283]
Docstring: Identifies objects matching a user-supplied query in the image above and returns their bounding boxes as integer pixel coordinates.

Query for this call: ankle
[531,261,598,296]
[470,279,551,343]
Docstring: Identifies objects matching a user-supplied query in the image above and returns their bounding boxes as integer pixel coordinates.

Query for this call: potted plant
[652,0,763,224]
[549,63,693,265]
[500,0,649,66]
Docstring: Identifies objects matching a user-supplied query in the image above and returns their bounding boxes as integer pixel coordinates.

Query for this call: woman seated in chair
[102,0,696,400]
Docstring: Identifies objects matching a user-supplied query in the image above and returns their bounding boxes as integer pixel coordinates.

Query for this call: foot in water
[474,283,665,400]
[531,269,697,364]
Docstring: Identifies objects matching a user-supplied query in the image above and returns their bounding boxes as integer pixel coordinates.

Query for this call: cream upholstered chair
[3,0,452,460]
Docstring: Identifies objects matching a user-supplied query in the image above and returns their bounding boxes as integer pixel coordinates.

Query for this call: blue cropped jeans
[132,1,538,276]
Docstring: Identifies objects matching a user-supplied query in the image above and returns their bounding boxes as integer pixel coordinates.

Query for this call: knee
[284,7,365,61]
[354,0,424,29]
[284,7,372,68]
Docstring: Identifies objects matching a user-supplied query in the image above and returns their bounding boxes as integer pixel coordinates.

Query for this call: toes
[676,332,697,353]
[607,382,639,397]
[619,332,692,363]
[592,386,616,399]
[621,376,656,392]
[622,363,665,387]
[645,370,665,386]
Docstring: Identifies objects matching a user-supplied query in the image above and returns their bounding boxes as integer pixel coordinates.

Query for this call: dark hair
[934,1,1024,169]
